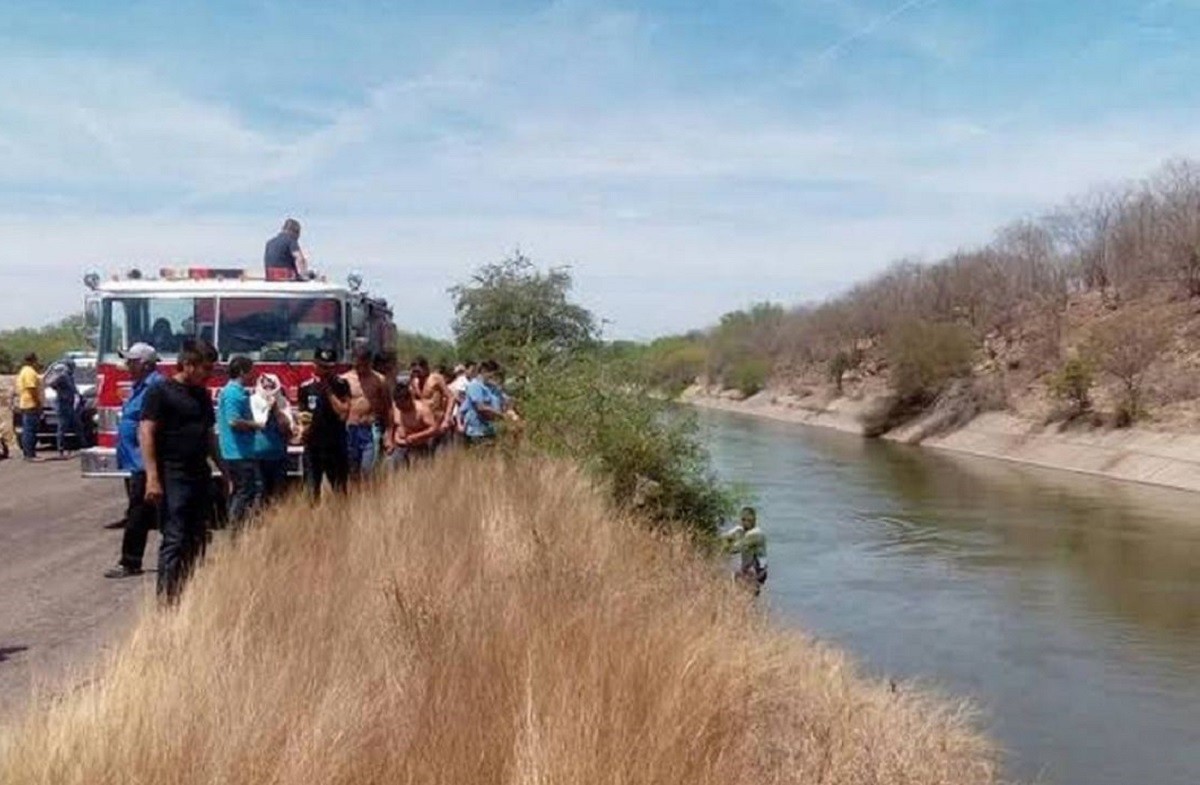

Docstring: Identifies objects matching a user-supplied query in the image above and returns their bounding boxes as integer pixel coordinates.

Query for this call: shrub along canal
[700,408,1200,785]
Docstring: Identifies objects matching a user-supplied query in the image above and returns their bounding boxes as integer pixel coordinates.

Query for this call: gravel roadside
[0,456,154,724]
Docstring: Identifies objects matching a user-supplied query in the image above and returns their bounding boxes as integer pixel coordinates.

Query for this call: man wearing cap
[298,347,351,499]
[104,343,164,579]
[264,218,311,281]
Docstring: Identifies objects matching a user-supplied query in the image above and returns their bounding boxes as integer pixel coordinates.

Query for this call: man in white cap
[104,343,165,578]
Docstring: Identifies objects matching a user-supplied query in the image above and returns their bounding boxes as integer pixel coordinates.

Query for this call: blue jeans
[20,410,38,459]
[55,396,80,453]
[346,424,376,477]
[225,459,262,528]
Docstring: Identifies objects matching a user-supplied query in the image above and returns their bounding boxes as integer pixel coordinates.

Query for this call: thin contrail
[814,0,944,65]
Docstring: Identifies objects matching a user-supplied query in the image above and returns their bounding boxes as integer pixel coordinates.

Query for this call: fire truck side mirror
[83,296,101,348]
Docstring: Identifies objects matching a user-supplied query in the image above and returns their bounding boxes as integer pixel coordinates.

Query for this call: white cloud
[1,4,1197,340]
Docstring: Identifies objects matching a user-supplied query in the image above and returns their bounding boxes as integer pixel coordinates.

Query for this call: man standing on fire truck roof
[264,218,311,281]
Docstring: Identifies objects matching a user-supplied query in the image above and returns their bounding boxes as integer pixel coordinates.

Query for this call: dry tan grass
[0,453,998,784]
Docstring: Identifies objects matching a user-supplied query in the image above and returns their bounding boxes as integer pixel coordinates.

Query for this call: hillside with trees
[646,158,1200,436]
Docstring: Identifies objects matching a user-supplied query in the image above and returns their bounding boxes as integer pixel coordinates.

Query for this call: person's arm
[291,236,310,279]
[391,407,407,446]
[327,380,351,420]
[407,406,440,445]
[271,401,293,440]
[139,419,162,503]
[372,374,395,452]
[467,384,502,421]
[224,388,260,432]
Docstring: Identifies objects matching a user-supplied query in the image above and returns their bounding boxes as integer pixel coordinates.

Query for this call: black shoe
[104,565,143,579]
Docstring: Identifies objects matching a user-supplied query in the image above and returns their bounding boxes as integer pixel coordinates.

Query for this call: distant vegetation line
[0,315,88,372]
[635,157,1200,428]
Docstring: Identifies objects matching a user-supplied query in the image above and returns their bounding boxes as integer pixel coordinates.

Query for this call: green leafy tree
[0,314,89,369]
[448,258,734,535]
[393,330,457,367]
[520,353,734,535]
[449,253,597,369]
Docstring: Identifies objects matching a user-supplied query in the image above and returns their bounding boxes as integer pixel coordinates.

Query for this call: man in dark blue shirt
[105,343,165,579]
[298,347,350,499]
[263,218,310,280]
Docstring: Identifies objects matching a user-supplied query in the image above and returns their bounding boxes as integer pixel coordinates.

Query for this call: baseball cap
[120,343,158,364]
[314,347,338,364]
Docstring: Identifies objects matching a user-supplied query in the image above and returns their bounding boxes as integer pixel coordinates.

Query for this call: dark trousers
[20,410,38,459]
[55,397,79,453]
[305,443,348,500]
[226,459,262,527]
[259,457,289,503]
[157,467,211,600]
[120,470,158,571]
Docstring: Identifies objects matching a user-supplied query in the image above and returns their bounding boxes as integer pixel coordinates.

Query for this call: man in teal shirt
[217,356,262,527]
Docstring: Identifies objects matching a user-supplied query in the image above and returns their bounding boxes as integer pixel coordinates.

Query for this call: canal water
[699,409,1200,785]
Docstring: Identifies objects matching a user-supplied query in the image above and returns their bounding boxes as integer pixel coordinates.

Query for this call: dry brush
[1,454,997,785]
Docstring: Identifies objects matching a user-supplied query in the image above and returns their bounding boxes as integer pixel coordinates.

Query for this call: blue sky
[3,0,1200,337]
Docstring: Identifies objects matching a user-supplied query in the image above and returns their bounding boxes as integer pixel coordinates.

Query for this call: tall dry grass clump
[1,454,997,784]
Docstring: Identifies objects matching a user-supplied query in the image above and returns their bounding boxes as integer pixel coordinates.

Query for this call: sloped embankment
[1,455,997,784]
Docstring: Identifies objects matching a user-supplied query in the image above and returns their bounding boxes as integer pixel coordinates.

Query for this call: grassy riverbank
[1,454,996,784]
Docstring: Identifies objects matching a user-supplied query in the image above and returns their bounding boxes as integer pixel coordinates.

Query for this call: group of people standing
[294,347,516,497]
[5,352,85,461]
[104,337,517,601]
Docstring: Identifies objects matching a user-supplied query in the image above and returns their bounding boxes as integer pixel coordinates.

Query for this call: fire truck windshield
[216,297,343,361]
[100,296,344,362]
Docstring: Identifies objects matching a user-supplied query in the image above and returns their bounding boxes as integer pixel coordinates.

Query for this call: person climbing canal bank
[104,343,164,579]
[141,338,225,600]
[723,506,768,595]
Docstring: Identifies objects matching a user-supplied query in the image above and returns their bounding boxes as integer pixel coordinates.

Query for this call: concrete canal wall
[683,386,1200,495]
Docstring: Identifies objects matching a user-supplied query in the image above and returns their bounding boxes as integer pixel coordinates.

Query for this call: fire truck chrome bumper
[81,448,127,478]
[82,448,305,478]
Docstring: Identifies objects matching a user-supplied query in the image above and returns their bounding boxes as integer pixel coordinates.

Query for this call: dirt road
[0,456,153,723]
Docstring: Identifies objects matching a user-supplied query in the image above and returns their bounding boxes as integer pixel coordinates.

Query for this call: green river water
[699,409,1200,785]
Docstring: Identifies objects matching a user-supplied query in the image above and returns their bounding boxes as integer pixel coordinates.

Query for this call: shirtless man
[340,345,392,477]
[409,356,453,434]
[390,383,439,468]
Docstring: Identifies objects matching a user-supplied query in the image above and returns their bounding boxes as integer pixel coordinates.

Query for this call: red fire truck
[79,267,396,478]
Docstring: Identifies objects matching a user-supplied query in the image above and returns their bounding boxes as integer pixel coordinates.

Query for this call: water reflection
[699,410,1200,785]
